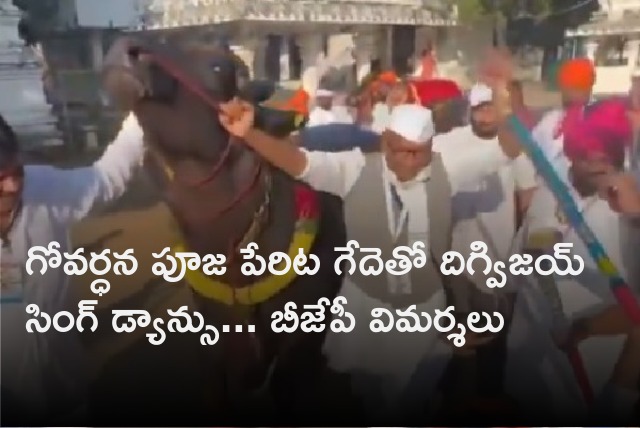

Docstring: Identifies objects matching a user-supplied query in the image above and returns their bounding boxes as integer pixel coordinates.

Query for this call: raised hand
[218,98,255,138]
[477,47,514,88]
[601,172,640,217]
[477,48,514,118]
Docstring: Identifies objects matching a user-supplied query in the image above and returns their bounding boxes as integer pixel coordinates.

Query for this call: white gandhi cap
[388,104,435,144]
[315,88,334,97]
[468,83,493,107]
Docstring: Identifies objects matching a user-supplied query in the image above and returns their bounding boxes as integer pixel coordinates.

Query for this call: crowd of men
[219,52,640,420]
[2,44,640,424]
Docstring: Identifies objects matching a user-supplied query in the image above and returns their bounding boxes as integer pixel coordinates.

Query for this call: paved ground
[61,81,562,419]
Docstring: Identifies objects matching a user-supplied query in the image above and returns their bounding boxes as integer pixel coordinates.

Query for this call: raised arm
[242,127,365,199]
[219,101,368,199]
[514,153,538,218]
[30,112,145,223]
[299,123,379,152]
[521,182,563,251]
[438,53,524,191]
[437,133,516,193]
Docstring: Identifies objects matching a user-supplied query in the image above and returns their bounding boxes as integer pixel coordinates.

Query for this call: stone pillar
[354,32,375,83]
[252,37,268,79]
[584,39,598,62]
[279,36,291,81]
[297,33,324,93]
[90,30,104,71]
[629,39,640,70]
[377,25,393,70]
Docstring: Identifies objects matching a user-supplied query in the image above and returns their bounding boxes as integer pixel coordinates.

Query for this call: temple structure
[139,0,457,93]
[564,0,640,95]
[0,0,60,148]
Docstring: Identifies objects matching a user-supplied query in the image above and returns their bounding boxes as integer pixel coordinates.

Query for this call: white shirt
[371,103,391,134]
[531,108,569,183]
[330,105,354,124]
[433,125,537,260]
[297,133,515,200]
[521,180,640,415]
[315,133,516,401]
[307,106,337,127]
[0,112,145,413]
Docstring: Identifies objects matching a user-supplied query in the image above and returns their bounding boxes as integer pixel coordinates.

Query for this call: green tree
[454,0,598,47]
[13,0,60,43]
[453,0,599,79]
[454,0,552,23]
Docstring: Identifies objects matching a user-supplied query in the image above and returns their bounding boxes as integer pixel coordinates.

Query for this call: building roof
[145,0,457,29]
[566,12,640,37]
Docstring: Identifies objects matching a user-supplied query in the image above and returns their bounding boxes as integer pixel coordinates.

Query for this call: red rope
[144,50,264,218]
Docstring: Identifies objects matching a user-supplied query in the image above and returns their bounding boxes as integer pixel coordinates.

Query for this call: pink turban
[562,99,632,163]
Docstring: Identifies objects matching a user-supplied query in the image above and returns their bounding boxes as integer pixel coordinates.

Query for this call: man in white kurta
[435,83,537,260]
[215,84,526,419]
[293,104,526,417]
[307,89,337,127]
[509,178,640,421]
[1,112,145,423]
[509,99,640,422]
[531,58,596,184]
[330,92,355,124]
[417,84,538,412]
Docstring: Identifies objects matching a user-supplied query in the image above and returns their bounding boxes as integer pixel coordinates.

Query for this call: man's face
[569,152,618,197]
[470,102,498,138]
[561,87,591,108]
[0,161,24,219]
[382,130,432,182]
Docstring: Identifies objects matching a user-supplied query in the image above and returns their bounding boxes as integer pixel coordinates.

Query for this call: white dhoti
[504,269,629,421]
[322,277,452,415]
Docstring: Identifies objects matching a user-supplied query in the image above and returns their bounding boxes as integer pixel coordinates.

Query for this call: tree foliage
[454,0,599,48]
[12,0,59,43]
[454,0,552,23]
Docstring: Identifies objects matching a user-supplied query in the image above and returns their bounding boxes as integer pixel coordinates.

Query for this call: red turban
[557,58,596,92]
[409,79,463,107]
[562,99,632,163]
